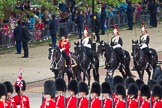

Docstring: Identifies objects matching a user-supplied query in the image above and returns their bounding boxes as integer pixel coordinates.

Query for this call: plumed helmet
[101,82,112,94]
[147,79,156,91]
[152,84,162,98]
[55,78,66,91]
[78,81,89,95]
[0,83,7,98]
[128,83,138,99]
[91,82,100,96]
[125,77,135,89]
[115,84,126,98]
[68,80,78,95]
[15,80,26,93]
[135,79,144,90]
[44,80,55,98]
[140,84,150,98]
[3,81,13,94]
[113,75,124,88]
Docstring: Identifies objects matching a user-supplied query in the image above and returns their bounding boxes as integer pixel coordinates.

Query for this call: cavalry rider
[139,22,150,58]
[82,29,93,63]
[110,24,124,64]
[58,35,72,71]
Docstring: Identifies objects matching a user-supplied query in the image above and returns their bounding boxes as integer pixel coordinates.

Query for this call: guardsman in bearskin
[78,81,89,108]
[148,79,156,104]
[135,79,144,105]
[127,83,138,108]
[101,82,112,108]
[13,80,30,108]
[66,80,78,108]
[40,80,56,108]
[112,75,124,104]
[110,24,124,64]
[90,82,101,108]
[115,84,126,108]
[58,35,72,71]
[0,83,10,108]
[125,77,135,90]
[140,84,151,108]
[55,78,66,108]
[3,81,16,108]
[152,84,162,108]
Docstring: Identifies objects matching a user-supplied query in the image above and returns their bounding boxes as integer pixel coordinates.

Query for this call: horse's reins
[51,49,63,69]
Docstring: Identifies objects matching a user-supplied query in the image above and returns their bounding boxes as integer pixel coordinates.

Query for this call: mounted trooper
[139,22,151,68]
[110,24,124,64]
[82,29,93,63]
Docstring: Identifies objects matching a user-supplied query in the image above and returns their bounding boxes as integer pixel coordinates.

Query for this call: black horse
[132,40,158,80]
[97,40,134,79]
[48,44,80,82]
[74,42,99,86]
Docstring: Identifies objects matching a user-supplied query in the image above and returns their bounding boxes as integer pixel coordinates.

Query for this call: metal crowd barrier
[0,31,14,49]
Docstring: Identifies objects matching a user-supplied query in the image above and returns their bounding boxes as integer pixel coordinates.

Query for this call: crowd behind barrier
[0,10,156,49]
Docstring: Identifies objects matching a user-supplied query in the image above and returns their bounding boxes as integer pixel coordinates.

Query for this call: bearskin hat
[125,77,135,89]
[44,80,55,98]
[135,79,144,90]
[91,82,100,96]
[0,83,7,97]
[68,80,78,95]
[15,80,26,93]
[128,83,138,99]
[140,84,150,98]
[3,81,13,94]
[101,82,112,94]
[152,84,162,98]
[55,78,66,91]
[147,79,156,91]
[115,84,126,98]
[78,81,89,95]
[113,75,124,88]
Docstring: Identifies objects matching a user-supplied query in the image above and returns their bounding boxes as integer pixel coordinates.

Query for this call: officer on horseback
[82,29,93,63]
[110,24,124,64]
[58,35,72,71]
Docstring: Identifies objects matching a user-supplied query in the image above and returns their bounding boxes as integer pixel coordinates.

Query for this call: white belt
[113,44,121,49]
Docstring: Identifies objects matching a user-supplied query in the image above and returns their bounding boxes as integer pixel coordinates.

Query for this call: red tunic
[90,97,101,108]
[0,101,10,108]
[36,23,44,30]
[56,95,65,108]
[115,100,126,108]
[7,97,16,108]
[103,98,112,108]
[113,93,118,106]
[58,39,70,55]
[128,99,138,108]
[79,97,88,108]
[13,95,30,108]
[140,100,150,108]
[153,100,162,108]
[66,96,77,108]
[40,99,56,108]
